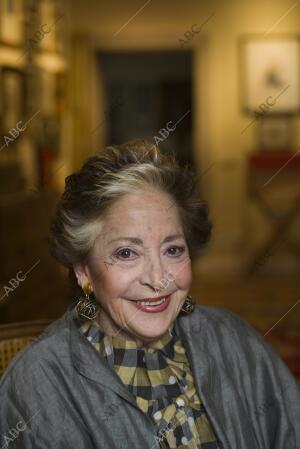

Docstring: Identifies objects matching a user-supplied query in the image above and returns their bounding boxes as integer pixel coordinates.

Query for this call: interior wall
[69,0,300,277]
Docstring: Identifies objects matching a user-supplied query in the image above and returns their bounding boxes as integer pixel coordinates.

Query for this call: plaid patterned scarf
[79,317,220,449]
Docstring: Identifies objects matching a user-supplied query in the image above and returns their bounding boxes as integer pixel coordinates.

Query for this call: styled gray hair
[48,139,212,276]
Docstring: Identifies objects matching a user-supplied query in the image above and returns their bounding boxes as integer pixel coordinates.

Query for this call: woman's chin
[132,327,171,347]
[123,312,175,343]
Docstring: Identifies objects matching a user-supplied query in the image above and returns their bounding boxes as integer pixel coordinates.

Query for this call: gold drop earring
[180,295,195,314]
[76,281,100,321]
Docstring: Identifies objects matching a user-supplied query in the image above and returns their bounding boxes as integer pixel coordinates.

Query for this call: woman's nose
[139,253,167,292]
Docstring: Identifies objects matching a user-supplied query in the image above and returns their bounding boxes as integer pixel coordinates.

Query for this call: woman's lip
[129,294,171,313]
[128,294,169,302]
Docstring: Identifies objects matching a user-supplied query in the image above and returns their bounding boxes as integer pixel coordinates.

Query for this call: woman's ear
[73,262,90,289]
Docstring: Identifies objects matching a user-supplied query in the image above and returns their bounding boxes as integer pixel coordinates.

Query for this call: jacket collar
[67,302,212,407]
[67,302,258,448]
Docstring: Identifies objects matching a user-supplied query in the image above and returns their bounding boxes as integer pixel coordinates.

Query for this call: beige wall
[68,0,300,277]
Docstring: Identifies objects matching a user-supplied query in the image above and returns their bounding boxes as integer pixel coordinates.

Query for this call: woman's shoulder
[192,302,248,323]
[182,304,299,382]
[179,303,278,356]
[0,308,72,386]
[182,303,257,336]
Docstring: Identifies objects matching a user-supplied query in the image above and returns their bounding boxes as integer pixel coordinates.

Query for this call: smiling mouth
[126,295,170,307]
[136,297,167,306]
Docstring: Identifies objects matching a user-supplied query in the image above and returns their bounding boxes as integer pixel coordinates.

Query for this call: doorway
[97,50,193,168]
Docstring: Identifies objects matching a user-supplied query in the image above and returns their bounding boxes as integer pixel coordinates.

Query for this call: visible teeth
[138,297,166,306]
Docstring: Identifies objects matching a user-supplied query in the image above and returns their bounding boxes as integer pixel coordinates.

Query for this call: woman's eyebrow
[108,234,184,245]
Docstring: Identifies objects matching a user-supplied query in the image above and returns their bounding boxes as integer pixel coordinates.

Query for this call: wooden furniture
[247,151,300,275]
[0,319,52,377]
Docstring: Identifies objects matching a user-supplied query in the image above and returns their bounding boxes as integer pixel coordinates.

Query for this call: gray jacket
[0,303,299,449]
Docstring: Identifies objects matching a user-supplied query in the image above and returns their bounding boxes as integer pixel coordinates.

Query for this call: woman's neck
[95,308,158,349]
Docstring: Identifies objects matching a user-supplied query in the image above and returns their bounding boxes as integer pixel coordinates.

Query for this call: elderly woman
[0,140,299,449]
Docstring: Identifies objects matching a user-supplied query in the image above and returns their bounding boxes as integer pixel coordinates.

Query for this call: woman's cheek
[172,262,192,289]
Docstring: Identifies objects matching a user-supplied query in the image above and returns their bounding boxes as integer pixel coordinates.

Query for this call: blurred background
[0,0,299,383]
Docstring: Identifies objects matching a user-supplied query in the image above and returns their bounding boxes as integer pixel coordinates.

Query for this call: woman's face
[74,188,192,348]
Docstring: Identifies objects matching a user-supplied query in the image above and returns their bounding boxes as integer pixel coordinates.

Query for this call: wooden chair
[0,320,52,377]
[246,151,300,275]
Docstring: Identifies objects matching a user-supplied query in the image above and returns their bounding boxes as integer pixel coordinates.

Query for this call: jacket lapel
[175,308,260,449]
[68,303,138,408]
[175,312,231,447]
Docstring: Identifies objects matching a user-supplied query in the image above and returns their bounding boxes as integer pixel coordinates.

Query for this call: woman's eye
[167,246,186,257]
[114,248,136,260]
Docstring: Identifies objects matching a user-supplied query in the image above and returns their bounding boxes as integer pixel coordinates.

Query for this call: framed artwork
[240,36,300,115]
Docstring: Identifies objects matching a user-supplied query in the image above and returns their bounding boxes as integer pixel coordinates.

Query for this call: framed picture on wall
[239,35,300,115]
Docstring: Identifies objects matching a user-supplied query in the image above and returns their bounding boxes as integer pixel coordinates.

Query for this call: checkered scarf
[79,317,219,449]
